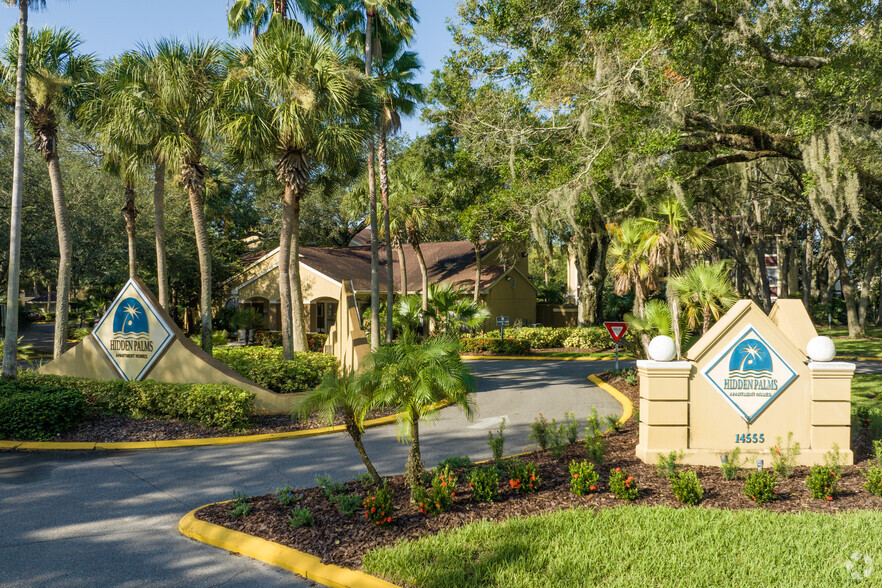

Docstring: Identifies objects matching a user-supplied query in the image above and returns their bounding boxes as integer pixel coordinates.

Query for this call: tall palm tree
[423,283,490,335]
[373,33,422,342]
[607,219,658,352]
[297,368,383,485]
[360,331,476,498]
[145,39,226,354]
[1,0,44,379]
[228,0,271,44]
[320,0,418,350]
[669,261,739,335]
[1,26,97,359]
[221,28,372,358]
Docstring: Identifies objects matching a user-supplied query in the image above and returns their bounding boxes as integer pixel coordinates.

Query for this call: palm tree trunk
[278,185,296,360]
[2,0,28,379]
[397,239,407,296]
[289,189,309,352]
[365,11,380,351]
[413,241,428,311]
[186,181,213,354]
[47,151,72,358]
[153,162,169,309]
[473,240,482,302]
[406,406,423,498]
[123,183,137,279]
[345,415,381,486]
[377,131,394,343]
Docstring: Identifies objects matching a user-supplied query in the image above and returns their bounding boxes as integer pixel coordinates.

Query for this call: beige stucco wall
[483,269,537,328]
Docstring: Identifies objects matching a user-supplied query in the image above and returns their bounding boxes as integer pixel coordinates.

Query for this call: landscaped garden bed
[191,371,882,580]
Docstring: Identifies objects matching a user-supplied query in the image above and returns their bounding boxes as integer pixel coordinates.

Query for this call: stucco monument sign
[38,278,295,413]
[636,299,855,466]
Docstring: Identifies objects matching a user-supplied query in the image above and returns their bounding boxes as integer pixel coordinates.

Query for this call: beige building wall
[483,268,537,328]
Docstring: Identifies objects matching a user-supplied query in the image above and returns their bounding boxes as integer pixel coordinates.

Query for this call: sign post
[496,315,509,340]
[604,321,629,370]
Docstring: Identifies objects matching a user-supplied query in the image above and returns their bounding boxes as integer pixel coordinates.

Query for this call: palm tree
[360,331,476,498]
[423,282,490,335]
[640,197,714,358]
[1,0,44,379]
[1,26,98,359]
[228,0,271,44]
[221,28,372,358]
[669,261,739,335]
[146,39,226,353]
[607,219,658,351]
[297,368,383,485]
[320,0,418,351]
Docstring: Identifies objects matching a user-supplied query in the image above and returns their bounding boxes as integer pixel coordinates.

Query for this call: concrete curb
[461,354,632,362]
[179,506,399,588]
[587,374,634,427]
[1,402,452,452]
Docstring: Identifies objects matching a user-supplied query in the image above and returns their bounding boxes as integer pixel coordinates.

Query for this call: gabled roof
[226,240,538,295]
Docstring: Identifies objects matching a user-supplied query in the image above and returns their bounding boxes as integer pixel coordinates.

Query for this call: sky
[0,0,460,138]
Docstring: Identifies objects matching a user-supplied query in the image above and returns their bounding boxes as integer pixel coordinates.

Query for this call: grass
[363,505,882,587]
[818,326,882,358]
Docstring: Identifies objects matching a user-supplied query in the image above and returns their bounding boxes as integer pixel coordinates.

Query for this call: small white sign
[92,279,174,381]
[701,324,797,424]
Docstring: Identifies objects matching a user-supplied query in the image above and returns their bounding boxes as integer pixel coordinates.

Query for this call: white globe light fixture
[806,336,836,362]
[648,335,677,362]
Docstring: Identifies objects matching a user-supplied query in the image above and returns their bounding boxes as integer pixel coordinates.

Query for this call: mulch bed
[52,407,398,443]
[195,372,882,571]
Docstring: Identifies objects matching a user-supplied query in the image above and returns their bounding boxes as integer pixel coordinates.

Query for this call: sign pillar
[604,321,629,370]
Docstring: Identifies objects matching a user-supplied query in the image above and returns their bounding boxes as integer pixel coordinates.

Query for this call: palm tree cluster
[0,0,424,376]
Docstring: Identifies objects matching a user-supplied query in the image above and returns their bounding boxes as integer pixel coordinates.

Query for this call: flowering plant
[569,459,600,496]
[507,459,541,494]
[609,467,638,500]
[743,470,778,504]
[806,465,840,501]
[414,465,457,515]
[468,466,500,502]
[363,483,394,527]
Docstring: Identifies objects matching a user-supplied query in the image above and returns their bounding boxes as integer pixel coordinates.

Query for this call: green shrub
[315,473,347,498]
[18,373,254,430]
[213,346,337,394]
[331,493,364,515]
[548,419,568,458]
[459,336,531,355]
[743,470,778,504]
[275,485,302,506]
[228,490,252,518]
[806,466,840,501]
[504,327,574,349]
[770,432,800,478]
[288,506,314,528]
[530,414,550,450]
[363,483,395,527]
[415,465,458,515]
[569,460,600,496]
[562,327,611,350]
[189,330,229,347]
[584,408,607,465]
[0,379,87,440]
[468,466,499,502]
[487,420,506,462]
[564,412,579,444]
[670,470,703,505]
[507,460,541,494]
[252,331,327,352]
[437,455,472,470]
[863,440,882,497]
[720,448,745,481]
[609,467,638,500]
[656,451,683,479]
[69,326,93,340]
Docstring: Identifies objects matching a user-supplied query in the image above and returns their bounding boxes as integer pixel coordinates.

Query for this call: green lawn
[818,326,882,358]
[852,374,882,411]
[363,506,882,587]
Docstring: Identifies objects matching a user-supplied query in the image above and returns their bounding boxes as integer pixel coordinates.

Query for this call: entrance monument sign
[635,299,855,466]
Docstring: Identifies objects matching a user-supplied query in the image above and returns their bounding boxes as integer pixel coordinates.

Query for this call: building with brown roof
[222,241,537,333]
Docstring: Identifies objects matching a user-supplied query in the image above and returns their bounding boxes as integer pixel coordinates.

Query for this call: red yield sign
[604,321,629,342]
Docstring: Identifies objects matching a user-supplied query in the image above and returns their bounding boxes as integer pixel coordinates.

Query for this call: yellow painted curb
[3,402,448,452]
[588,374,634,428]
[179,506,399,588]
[460,354,629,362]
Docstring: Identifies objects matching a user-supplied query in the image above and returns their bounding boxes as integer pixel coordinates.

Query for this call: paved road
[0,359,623,587]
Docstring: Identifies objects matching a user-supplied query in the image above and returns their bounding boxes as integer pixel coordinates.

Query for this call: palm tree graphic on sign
[112,298,150,340]
[728,338,773,377]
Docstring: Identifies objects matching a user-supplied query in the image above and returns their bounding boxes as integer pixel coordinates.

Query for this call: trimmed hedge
[460,337,531,355]
[253,331,328,352]
[0,378,87,440]
[17,373,254,430]
[562,327,613,350]
[213,346,337,394]
[467,327,614,350]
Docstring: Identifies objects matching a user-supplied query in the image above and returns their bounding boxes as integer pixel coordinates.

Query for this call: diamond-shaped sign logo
[92,279,174,381]
[701,324,797,423]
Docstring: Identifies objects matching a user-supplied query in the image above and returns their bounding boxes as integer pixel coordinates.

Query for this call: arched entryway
[308,297,338,334]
